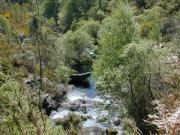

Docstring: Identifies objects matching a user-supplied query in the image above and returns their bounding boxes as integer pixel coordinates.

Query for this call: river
[50,77,123,135]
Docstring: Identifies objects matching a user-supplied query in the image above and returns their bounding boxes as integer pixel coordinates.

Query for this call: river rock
[24,78,32,84]
[81,114,92,121]
[77,99,87,104]
[106,99,113,105]
[80,105,87,113]
[42,95,59,116]
[69,103,80,111]
[113,117,121,126]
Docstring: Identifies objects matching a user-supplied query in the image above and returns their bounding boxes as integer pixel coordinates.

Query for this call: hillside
[0,0,179,135]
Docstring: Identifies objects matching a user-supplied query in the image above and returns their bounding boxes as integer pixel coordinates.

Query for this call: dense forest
[0,0,179,135]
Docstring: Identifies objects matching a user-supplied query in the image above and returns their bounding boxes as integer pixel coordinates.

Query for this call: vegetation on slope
[0,0,179,134]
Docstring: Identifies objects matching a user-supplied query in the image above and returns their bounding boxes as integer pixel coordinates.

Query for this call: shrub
[0,72,8,86]
[55,65,73,84]
[79,20,100,39]
[138,6,162,41]
[0,15,11,34]
[56,30,93,67]
[43,0,60,24]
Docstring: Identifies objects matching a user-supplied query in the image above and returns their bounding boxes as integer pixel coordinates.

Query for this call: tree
[29,9,47,130]
[94,40,163,132]
[138,6,162,41]
[59,0,95,32]
[93,1,165,132]
[43,0,60,25]
[56,30,94,69]
[93,1,136,76]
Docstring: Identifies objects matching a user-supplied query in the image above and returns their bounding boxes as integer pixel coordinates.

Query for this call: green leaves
[94,1,136,76]
[29,16,40,34]
[56,30,93,66]
[59,0,95,32]
[43,0,60,24]
[0,15,11,34]
[138,6,162,41]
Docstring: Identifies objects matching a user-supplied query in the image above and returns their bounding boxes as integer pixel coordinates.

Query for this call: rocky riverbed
[22,75,123,135]
[50,77,123,135]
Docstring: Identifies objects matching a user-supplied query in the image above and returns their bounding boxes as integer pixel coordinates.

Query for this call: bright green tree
[94,1,137,76]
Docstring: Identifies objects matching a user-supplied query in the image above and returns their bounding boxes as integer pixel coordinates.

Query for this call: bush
[0,58,11,74]
[12,46,36,73]
[0,72,8,86]
[138,6,162,41]
[43,0,60,24]
[56,30,93,67]
[79,20,100,39]
[55,65,73,84]
[0,15,11,34]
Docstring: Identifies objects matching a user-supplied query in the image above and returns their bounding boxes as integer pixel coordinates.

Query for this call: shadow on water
[69,72,91,88]
[69,78,90,88]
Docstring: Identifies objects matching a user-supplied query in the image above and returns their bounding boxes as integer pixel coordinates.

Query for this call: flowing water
[50,77,123,135]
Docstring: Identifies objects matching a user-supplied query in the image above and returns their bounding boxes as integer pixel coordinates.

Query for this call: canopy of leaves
[94,1,137,76]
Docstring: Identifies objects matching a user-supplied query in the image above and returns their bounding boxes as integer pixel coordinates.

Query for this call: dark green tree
[61,0,94,32]
[43,0,60,25]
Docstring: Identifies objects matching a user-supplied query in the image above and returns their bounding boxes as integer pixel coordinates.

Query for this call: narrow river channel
[50,77,123,135]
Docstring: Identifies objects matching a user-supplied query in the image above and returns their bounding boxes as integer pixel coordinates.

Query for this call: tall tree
[94,1,136,76]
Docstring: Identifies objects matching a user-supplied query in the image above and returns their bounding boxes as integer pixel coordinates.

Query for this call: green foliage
[29,16,40,35]
[43,0,60,24]
[94,1,136,76]
[65,114,82,135]
[59,0,95,32]
[12,46,36,73]
[87,0,117,21]
[138,6,162,41]
[56,30,93,66]
[0,15,11,34]
[0,72,8,86]
[0,58,11,74]
[55,65,73,84]
[94,40,165,132]
[0,73,65,135]
[0,79,20,107]
[122,117,140,135]
[0,0,180,134]
[45,120,65,135]
[79,20,100,39]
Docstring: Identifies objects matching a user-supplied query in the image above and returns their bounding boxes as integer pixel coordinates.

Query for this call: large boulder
[23,76,68,115]
[42,78,67,101]
[42,95,59,116]
[53,84,67,100]
[112,117,121,126]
